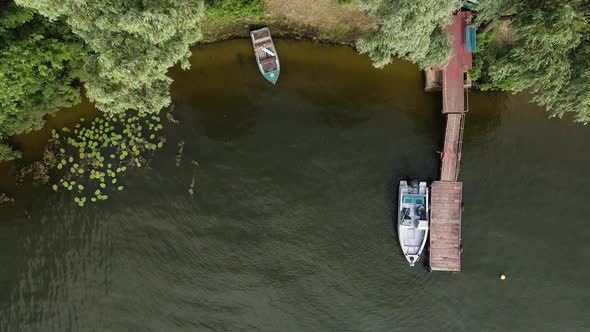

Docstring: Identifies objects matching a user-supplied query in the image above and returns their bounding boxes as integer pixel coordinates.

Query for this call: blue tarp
[462,0,479,10]
[464,25,477,53]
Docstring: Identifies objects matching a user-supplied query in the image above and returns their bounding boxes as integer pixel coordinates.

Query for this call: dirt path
[264,0,377,41]
[201,0,377,44]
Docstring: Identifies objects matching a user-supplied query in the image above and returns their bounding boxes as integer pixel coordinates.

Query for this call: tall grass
[205,0,264,19]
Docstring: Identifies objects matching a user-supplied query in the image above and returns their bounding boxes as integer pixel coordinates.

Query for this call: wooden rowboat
[250,27,280,85]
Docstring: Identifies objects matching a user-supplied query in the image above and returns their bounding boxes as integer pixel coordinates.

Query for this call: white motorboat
[398,180,429,266]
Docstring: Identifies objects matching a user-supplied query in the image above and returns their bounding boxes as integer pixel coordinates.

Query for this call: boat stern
[406,254,420,266]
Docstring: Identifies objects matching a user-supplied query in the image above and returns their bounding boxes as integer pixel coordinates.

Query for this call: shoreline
[200,18,364,46]
[200,1,377,46]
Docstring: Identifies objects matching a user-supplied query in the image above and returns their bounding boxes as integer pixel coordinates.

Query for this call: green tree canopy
[0,2,87,161]
[475,0,590,122]
[357,0,461,68]
[16,0,205,115]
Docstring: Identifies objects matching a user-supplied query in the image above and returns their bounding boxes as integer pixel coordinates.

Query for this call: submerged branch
[0,193,15,205]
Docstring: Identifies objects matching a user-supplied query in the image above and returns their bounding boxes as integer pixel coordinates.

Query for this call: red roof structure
[443,11,472,115]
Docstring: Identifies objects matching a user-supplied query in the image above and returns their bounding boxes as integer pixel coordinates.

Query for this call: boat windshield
[402,194,425,205]
[401,194,427,223]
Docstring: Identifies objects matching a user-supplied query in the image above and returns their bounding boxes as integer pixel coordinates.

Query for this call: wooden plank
[431,264,460,271]
[431,256,459,262]
[431,202,462,210]
[431,216,461,222]
[254,38,272,48]
[432,194,461,200]
[442,13,470,114]
[429,181,462,272]
[431,225,460,233]
[440,114,463,182]
[430,242,460,249]
[431,207,461,213]
[431,182,463,194]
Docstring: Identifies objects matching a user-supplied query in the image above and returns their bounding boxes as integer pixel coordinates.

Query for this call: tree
[16,0,205,115]
[475,0,519,24]
[552,39,590,122]
[474,1,590,122]
[0,2,87,161]
[356,0,461,68]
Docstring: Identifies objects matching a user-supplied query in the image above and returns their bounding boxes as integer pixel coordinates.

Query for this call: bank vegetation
[0,0,589,201]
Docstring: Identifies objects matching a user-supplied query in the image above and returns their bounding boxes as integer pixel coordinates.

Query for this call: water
[1,40,589,331]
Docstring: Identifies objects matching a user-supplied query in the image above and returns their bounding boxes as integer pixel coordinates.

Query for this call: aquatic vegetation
[188,175,196,196]
[176,140,185,167]
[49,112,166,206]
[0,144,22,162]
[0,193,15,205]
[166,105,180,124]
[12,145,56,185]
[188,160,199,197]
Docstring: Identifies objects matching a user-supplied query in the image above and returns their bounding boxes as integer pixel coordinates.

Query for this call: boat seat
[254,38,272,47]
[417,220,429,230]
[259,57,276,64]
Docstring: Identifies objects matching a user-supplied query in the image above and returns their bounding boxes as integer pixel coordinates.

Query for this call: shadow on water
[0,97,98,193]
[172,40,447,134]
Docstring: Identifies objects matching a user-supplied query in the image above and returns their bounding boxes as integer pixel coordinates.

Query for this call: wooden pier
[429,11,472,272]
[430,181,463,271]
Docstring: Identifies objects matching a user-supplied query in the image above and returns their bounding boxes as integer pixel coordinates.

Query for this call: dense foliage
[468,28,514,90]
[0,2,87,160]
[357,0,462,68]
[475,1,590,122]
[16,0,205,115]
[205,0,263,18]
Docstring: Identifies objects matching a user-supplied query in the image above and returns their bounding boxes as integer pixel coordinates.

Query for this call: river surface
[0,40,589,331]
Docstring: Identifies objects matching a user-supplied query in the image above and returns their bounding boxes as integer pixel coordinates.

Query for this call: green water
[0,40,589,331]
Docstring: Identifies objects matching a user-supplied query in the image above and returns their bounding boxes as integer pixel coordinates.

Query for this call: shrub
[205,0,264,19]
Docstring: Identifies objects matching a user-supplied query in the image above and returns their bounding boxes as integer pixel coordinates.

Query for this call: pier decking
[440,114,463,182]
[430,181,462,271]
[429,11,472,272]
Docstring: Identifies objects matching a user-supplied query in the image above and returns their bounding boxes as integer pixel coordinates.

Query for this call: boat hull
[250,27,280,85]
